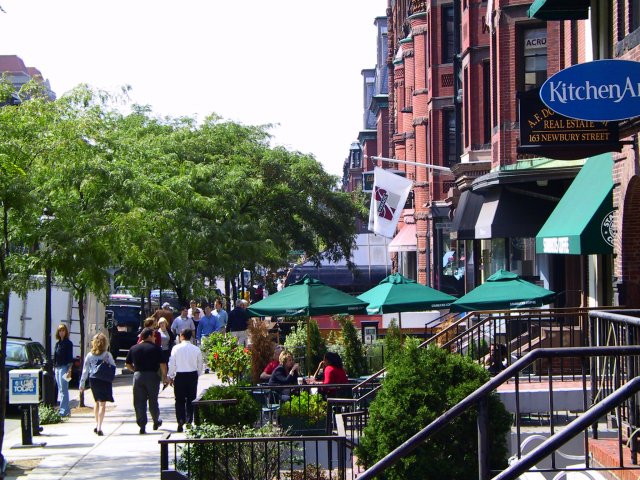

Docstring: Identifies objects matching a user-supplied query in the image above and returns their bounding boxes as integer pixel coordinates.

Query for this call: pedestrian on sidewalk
[167,329,203,432]
[227,299,250,346]
[53,324,74,417]
[171,307,196,343]
[125,327,168,434]
[158,317,176,364]
[79,333,116,436]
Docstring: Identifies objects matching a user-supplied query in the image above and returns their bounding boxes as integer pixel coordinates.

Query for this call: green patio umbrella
[450,269,556,313]
[247,275,368,373]
[247,275,369,317]
[356,273,456,332]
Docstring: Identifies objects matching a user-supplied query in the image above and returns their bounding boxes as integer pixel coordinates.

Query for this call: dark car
[105,303,143,358]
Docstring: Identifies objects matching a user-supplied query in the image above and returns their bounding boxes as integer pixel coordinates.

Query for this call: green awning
[536,153,614,255]
[528,0,590,20]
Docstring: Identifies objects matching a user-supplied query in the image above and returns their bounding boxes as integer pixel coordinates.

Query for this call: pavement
[1,362,220,480]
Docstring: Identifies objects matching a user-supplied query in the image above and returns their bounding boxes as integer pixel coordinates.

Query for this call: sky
[0,0,387,177]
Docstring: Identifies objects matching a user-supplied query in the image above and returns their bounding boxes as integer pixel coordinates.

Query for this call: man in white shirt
[168,329,203,432]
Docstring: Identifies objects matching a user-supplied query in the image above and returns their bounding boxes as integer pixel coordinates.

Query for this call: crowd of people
[53,295,357,436]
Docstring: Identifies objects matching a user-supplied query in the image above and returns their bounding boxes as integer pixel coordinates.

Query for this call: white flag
[368,167,413,238]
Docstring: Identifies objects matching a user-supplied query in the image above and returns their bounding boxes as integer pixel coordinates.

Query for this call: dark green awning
[528,0,590,20]
[536,153,614,255]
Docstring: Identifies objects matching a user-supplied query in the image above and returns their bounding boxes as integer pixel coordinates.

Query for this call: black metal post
[45,266,52,360]
[20,405,33,446]
[477,397,489,480]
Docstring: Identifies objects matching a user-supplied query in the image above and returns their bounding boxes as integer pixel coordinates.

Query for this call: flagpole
[367,156,453,173]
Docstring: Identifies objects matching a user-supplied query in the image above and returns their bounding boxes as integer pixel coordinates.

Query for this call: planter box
[279,416,325,436]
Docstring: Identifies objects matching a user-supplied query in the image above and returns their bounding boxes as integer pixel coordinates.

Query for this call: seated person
[318,352,349,397]
[268,350,301,401]
[486,343,507,376]
[259,345,284,382]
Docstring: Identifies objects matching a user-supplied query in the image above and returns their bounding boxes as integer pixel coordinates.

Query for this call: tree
[336,315,366,378]
[355,340,512,480]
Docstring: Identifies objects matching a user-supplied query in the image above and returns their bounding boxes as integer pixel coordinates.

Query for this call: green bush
[468,338,489,360]
[383,318,403,365]
[176,423,296,480]
[201,333,252,385]
[198,385,260,427]
[336,315,366,378]
[279,391,327,424]
[355,339,512,480]
[38,404,64,424]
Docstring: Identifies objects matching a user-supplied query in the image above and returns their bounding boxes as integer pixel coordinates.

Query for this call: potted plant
[196,385,260,427]
[279,391,327,435]
[201,332,252,385]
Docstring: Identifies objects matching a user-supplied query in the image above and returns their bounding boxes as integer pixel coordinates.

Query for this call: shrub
[201,333,252,385]
[355,339,512,480]
[248,318,274,384]
[335,315,366,378]
[279,391,327,425]
[38,404,63,424]
[383,318,403,365]
[176,423,296,480]
[198,385,260,427]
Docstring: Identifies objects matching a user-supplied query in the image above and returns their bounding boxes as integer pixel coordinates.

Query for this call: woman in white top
[79,333,116,436]
[157,317,175,364]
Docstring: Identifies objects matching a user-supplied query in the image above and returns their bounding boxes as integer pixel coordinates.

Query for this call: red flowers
[213,352,219,360]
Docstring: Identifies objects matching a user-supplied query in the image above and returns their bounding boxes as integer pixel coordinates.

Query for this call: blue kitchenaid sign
[540,60,640,122]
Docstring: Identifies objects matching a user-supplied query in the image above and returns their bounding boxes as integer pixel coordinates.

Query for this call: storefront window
[480,238,507,282]
[437,220,462,295]
[464,240,475,294]
[399,251,417,281]
[509,237,537,278]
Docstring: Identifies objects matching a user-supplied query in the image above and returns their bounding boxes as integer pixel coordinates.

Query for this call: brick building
[0,55,56,103]
[346,1,632,308]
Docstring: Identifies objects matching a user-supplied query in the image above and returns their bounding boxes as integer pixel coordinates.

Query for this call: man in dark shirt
[125,327,168,434]
[227,299,250,346]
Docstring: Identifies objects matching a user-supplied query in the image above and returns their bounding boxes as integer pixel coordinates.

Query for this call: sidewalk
[2,366,220,480]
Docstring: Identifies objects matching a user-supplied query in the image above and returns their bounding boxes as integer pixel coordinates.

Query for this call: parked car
[105,303,143,358]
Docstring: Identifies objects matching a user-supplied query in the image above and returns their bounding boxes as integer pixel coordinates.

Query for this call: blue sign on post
[540,60,640,122]
[9,369,40,404]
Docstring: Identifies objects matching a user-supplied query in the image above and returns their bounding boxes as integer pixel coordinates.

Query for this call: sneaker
[153,420,162,430]
[139,427,146,434]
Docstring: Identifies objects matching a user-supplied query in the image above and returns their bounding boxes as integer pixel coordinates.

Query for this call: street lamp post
[39,209,57,408]
[39,208,55,360]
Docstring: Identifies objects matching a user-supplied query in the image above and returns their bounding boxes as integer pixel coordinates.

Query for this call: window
[442,5,455,63]
[443,110,457,168]
[482,61,491,144]
[463,66,469,148]
[522,27,547,91]
[632,0,640,33]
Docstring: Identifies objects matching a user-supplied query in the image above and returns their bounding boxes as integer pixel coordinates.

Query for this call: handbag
[90,358,116,383]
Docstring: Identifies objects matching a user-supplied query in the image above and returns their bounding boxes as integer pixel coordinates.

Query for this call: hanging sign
[518,88,620,159]
[540,60,640,121]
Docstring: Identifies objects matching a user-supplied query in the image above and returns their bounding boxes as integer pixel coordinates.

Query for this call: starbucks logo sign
[601,211,616,247]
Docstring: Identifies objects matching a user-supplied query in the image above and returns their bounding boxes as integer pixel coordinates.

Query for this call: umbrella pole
[399,311,403,340]
[306,320,311,375]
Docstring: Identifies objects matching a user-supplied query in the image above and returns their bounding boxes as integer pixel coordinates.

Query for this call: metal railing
[353,307,601,398]
[159,434,351,480]
[357,346,640,480]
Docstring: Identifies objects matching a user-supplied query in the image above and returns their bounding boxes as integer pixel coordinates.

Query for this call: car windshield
[6,343,28,362]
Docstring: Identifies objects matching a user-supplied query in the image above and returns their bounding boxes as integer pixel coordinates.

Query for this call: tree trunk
[77,289,86,408]
[0,288,11,467]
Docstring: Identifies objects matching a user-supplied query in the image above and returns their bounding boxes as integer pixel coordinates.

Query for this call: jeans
[55,364,71,416]
[132,371,161,428]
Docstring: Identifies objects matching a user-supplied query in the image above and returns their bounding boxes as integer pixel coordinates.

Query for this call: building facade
[349,1,631,308]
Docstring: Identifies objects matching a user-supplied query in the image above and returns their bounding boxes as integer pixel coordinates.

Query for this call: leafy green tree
[383,318,403,365]
[336,315,366,378]
[356,340,512,480]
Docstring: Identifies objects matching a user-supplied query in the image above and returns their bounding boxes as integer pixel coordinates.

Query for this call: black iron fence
[159,434,352,480]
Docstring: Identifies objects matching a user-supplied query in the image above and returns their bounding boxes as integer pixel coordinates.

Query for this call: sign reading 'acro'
[540,60,640,122]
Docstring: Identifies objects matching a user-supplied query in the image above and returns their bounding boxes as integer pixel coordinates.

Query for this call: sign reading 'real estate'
[518,88,619,159]
[540,59,640,122]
